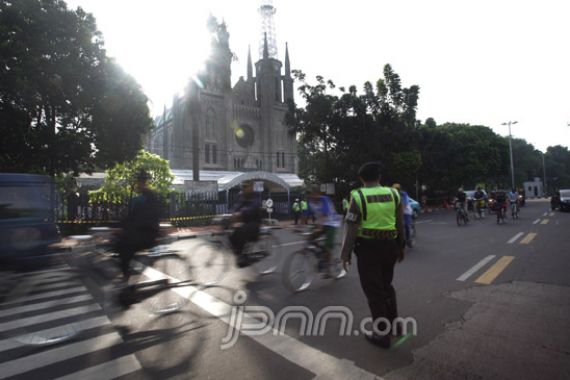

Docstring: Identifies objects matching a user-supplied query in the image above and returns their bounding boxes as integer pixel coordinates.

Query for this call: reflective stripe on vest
[351,186,400,239]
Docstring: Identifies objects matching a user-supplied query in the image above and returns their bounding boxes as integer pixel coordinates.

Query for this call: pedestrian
[340,162,405,349]
[301,198,309,224]
[292,198,301,225]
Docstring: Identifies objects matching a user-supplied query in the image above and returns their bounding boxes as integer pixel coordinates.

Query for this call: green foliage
[545,145,570,191]
[0,0,152,175]
[288,65,569,197]
[90,151,174,203]
[286,64,421,195]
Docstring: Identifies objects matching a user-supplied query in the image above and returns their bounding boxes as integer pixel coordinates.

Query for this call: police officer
[301,198,309,224]
[340,162,405,349]
[292,198,301,225]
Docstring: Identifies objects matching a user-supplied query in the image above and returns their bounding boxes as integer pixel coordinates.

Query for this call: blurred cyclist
[229,181,261,268]
[393,183,413,243]
[115,170,161,281]
[307,184,341,278]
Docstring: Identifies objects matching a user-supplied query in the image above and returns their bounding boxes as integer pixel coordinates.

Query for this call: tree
[90,150,174,205]
[286,64,421,195]
[0,0,152,175]
[545,145,570,191]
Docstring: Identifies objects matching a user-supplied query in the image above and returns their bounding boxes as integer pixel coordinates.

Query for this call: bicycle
[510,201,519,219]
[282,230,347,293]
[474,199,486,219]
[69,229,196,314]
[495,203,506,224]
[406,216,417,248]
[456,202,469,226]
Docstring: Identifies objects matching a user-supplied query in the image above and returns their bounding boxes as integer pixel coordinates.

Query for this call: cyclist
[474,187,486,217]
[307,184,341,278]
[508,188,519,214]
[494,191,508,221]
[229,181,261,267]
[115,170,161,281]
[455,187,468,221]
[392,184,413,244]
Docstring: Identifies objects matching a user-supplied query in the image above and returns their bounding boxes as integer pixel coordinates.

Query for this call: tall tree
[0,0,152,175]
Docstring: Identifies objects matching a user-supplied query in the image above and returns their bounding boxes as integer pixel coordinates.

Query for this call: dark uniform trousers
[354,237,399,334]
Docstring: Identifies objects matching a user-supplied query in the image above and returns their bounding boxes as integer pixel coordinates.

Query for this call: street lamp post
[501,121,518,190]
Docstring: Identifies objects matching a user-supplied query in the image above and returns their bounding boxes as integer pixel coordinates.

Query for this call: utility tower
[258,0,278,59]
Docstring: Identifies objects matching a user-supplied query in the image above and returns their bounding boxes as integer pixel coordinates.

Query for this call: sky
[65,0,570,152]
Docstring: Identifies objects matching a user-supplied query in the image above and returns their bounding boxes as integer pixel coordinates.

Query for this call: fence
[56,190,299,234]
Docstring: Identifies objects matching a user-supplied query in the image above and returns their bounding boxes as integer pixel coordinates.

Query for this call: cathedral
[147,6,298,182]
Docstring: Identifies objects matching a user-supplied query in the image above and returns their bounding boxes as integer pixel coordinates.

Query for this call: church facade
[147,17,297,177]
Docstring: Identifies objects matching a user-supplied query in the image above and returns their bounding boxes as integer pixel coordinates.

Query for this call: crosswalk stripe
[0,316,111,353]
[475,256,515,285]
[0,332,122,379]
[0,279,83,298]
[549,212,555,217]
[532,219,541,225]
[0,294,94,318]
[540,219,549,225]
[54,354,142,380]
[520,232,538,245]
[507,232,524,244]
[0,286,86,306]
[457,255,496,281]
[0,303,101,332]
[543,212,548,216]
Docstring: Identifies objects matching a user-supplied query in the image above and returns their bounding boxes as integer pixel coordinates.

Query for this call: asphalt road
[1,199,569,380]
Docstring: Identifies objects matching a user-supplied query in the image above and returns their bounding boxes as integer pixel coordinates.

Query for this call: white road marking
[0,332,122,379]
[279,240,306,248]
[0,286,87,306]
[55,355,142,380]
[0,303,101,332]
[414,219,433,225]
[532,219,541,225]
[507,232,525,244]
[543,212,548,216]
[549,212,555,217]
[456,255,496,281]
[141,264,384,379]
[0,294,94,318]
[0,316,111,353]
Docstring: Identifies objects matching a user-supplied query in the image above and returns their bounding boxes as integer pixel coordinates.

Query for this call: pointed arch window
[205,108,216,140]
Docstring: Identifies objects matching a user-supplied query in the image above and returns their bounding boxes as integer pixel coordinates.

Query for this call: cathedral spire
[262,32,269,60]
[247,45,253,80]
[284,42,290,76]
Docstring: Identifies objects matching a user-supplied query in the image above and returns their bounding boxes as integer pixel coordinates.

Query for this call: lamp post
[501,121,518,189]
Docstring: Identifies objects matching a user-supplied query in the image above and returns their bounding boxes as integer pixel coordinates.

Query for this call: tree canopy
[0,0,153,175]
[287,65,569,197]
[89,150,174,204]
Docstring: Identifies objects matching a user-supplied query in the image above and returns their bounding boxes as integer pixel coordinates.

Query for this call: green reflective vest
[301,200,308,211]
[292,202,300,212]
[351,186,400,239]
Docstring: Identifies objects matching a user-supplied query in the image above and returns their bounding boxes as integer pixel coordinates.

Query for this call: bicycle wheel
[0,266,85,348]
[128,250,193,315]
[189,238,230,289]
[282,249,314,293]
[249,233,281,275]
[407,223,416,248]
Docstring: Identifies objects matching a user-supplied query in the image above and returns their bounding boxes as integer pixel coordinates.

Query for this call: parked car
[408,197,421,218]
[558,189,570,211]
[0,173,60,265]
